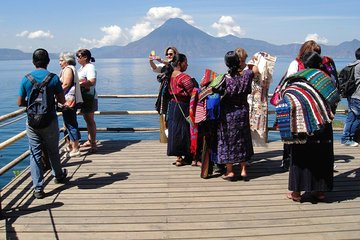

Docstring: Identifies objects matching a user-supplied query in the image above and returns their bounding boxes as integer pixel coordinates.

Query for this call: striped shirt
[169,72,195,102]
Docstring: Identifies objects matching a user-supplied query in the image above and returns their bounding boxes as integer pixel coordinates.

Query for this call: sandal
[175,158,188,167]
[173,156,183,165]
[222,173,236,181]
[80,140,92,148]
[191,160,202,167]
[286,192,301,202]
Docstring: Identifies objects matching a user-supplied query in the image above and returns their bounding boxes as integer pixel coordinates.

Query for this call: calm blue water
[0,56,352,187]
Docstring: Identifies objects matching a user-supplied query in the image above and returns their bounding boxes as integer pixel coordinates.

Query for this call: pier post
[159,115,168,143]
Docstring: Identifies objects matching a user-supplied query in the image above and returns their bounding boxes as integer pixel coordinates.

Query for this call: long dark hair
[224,51,240,77]
[76,49,95,63]
[171,53,187,68]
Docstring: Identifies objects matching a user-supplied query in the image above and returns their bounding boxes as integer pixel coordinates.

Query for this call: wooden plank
[1,139,360,239]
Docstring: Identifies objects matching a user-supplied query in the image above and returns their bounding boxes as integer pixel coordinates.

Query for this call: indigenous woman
[282,51,338,202]
[76,49,98,153]
[274,40,322,170]
[217,50,254,181]
[167,53,196,166]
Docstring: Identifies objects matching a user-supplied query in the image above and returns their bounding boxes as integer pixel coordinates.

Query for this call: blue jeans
[27,117,64,191]
[341,98,360,142]
[62,108,80,141]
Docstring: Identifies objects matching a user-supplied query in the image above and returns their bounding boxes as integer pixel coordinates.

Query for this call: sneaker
[344,140,359,147]
[54,169,68,184]
[33,190,45,199]
[69,150,81,157]
[60,147,72,154]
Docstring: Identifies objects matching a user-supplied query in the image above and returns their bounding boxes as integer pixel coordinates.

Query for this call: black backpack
[26,73,56,129]
[337,64,358,98]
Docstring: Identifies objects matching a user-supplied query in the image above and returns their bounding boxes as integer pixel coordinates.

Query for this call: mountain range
[1,18,359,60]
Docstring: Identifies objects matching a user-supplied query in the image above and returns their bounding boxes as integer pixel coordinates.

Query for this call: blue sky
[0,0,359,53]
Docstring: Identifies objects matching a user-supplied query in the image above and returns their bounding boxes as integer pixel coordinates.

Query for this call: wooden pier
[1,139,360,239]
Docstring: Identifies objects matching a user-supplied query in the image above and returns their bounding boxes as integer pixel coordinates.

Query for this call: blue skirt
[167,101,191,159]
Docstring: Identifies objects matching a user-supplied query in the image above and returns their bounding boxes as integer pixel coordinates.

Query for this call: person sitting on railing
[17,48,68,199]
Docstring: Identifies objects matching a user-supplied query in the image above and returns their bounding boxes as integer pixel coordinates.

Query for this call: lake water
[0,56,352,188]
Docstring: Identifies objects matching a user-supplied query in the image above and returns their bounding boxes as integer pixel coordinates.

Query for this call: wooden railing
[0,94,347,178]
[0,94,165,178]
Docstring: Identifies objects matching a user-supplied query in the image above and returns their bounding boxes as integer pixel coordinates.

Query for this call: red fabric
[200,69,217,87]
[169,73,194,102]
[189,88,199,157]
[296,58,305,71]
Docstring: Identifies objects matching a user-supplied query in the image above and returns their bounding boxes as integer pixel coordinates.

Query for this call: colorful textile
[247,52,277,145]
[195,99,207,124]
[321,56,338,85]
[200,69,217,87]
[287,69,340,107]
[169,73,195,103]
[198,86,213,102]
[206,93,221,120]
[209,74,225,88]
[275,69,339,143]
[189,88,199,157]
[216,71,254,164]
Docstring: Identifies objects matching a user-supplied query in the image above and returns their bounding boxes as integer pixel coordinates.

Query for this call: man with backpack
[340,48,360,146]
[17,48,68,199]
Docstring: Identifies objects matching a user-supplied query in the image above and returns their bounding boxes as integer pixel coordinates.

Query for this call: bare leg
[83,112,97,152]
[225,163,234,177]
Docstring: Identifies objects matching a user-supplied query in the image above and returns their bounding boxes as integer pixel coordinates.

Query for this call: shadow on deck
[1,140,360,240]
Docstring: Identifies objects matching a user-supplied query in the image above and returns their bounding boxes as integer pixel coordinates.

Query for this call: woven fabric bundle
[275,69,339,143]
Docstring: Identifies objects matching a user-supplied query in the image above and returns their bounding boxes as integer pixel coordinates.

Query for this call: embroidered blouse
[169,72,195,103]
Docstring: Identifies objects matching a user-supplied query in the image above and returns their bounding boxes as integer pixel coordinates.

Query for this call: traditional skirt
[288,123,334,192]
[167,101,191,158]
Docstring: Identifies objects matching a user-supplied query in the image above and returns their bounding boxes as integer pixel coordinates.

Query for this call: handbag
[270,71,288,106]
[270,85,281,106]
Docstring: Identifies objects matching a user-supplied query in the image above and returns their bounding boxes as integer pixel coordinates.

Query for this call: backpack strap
[41,73,55,87]
[25,73,37,85]
[25,72,55,87]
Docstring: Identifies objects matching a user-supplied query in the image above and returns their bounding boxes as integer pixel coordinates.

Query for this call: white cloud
[130,22,154,42]
[129,6,194,41]
[211,16,244,37]
[80,6,195,47]
[80,25,128,48]
[305,33,329,44]
[16,30,54,39]
[145,6,194,24]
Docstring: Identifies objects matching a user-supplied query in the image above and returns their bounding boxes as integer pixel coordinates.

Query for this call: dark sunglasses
[166,53,174,56]
[76,55,82,58]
